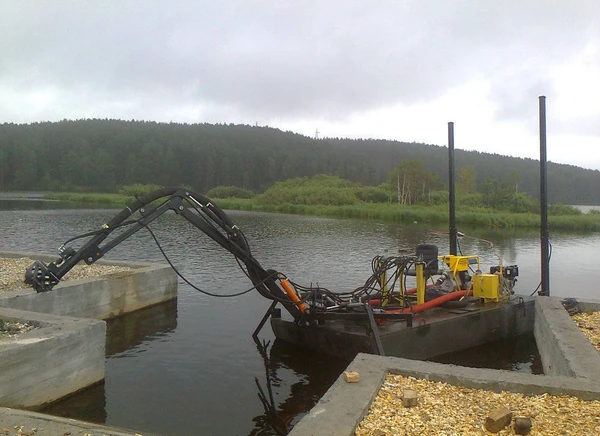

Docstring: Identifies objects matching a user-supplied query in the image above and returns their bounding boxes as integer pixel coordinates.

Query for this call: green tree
[508,169,521,193]
[1,119,599,205]
[388,159,439,205]
[457,165,477,194]
[12,142,38,189]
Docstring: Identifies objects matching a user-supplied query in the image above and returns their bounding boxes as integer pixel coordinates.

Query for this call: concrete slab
[572,298,600,313]
[534,296,600,379]
[290,353,600,436]
[0,307,105,408]
[0,251,177,320]
[0,253,175,434]
[0,251,177,413]
[0,406,161,436]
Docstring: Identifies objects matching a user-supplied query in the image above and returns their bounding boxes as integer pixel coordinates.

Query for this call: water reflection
[106,299,178,357]
[429,333,544,374]
[41,300,348,436]
[250,339,350,435]
[41,300,179,421]
[39,382,108,424]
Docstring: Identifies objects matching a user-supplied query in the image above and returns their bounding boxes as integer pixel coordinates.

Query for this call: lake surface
[1,198,599,435]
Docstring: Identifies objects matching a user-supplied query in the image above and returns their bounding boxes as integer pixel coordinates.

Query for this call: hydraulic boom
[24,187,305,320]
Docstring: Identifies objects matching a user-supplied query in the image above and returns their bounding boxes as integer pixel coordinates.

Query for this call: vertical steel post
[448,122,457,255]
[539,96,550,296]
[377,258,389,306]
[416,263,425,305]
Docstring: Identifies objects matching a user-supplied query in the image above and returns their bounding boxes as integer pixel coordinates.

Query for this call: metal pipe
[539,96,550,296]
[416,263,425,305]
[448,122,457,255]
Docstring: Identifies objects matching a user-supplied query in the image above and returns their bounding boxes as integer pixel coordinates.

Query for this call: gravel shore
[572,311,600,353]
[0,257,131,337]
[355,310,600,435]
[0,257,131,293]
[355,374,600,435]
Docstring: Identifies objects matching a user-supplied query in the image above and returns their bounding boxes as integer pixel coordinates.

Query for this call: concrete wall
[290,353,600,436]
[534,296,600,380]
[0,251,177,409]
[573,298,600,313]
[0,307,106,408]
[0,251,177,320]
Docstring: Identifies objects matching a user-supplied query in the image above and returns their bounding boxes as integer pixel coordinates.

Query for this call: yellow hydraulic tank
[472,273,500,302]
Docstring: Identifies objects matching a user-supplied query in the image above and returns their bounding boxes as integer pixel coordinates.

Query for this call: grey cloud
[489,70,554,129]
[1,0,599,123]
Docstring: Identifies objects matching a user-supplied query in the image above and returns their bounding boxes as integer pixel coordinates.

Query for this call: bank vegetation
[45,174,600,232]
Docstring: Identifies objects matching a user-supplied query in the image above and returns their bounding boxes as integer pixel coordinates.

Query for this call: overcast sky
[1,1,599,170]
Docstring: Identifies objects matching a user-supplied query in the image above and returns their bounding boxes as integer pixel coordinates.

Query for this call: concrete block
[0,307,105,408]
[572,298,600,313]
[0,406,161,435]
[534,296,600,380]
[0,251,178,409]
[0,251,177,320]
[289,297,600,436]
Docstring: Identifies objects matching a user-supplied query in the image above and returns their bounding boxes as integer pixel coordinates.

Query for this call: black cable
[138,213,311,308]
[101,197,425,310]
[138,219,272,298]
[61,196,176,248]
[530,240,553,296]
[61,218,140,247]
[530,282,542,296]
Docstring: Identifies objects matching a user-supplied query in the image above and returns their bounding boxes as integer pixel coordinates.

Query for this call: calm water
[1,198,599,435]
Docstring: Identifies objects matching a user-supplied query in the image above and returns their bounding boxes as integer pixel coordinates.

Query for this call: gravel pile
[572,311,600,353]
[0,257,132,293]
[355,374,600,435]
[0,320,36,339]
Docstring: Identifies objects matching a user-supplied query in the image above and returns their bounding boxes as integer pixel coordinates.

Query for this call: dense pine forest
[0,119,598,205]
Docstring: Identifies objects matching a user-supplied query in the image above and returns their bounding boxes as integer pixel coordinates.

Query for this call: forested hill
[0,119,598,205]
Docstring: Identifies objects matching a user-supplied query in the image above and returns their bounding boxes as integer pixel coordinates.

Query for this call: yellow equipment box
[442,255,479,273]
[472,273,500,302]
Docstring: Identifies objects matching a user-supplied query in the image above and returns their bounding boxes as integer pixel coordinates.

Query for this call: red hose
[368,284,434,306]
[380,290,472,314]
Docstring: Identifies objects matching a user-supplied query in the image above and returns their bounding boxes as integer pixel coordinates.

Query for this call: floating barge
[271,296,535,360]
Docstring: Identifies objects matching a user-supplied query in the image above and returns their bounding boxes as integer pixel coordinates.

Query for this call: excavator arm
[24,187,305,321]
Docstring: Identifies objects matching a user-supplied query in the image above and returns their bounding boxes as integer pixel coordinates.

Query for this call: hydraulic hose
[367,284,436,306]
[383,290,472,314]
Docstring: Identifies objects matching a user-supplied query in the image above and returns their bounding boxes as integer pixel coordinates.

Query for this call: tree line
[0,119,599,205]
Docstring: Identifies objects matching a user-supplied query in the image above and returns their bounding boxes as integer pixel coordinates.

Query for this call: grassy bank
[210,198,600,232]
[44,192,133,205]
[44,192,600,232]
